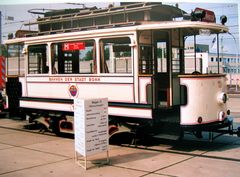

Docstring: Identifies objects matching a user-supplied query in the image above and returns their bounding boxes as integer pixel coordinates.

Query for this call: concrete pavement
[0,118,240,177]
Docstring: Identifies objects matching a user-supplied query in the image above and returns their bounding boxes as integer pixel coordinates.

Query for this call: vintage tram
[5,2,232,139]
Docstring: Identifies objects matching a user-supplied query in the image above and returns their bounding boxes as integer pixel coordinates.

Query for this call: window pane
[172,48,180,73]
[157,42,167,73]
[7,43,24,76]
[100,37,132,74]
[51,40,96,74]
[139,45,153,74]
[28,44,48,74]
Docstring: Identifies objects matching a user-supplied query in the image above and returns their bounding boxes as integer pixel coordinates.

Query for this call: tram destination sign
[62,42,85,51]
[74,98,108,157]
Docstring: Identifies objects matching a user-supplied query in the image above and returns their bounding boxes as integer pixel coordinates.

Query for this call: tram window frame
[139,45,153,74]
[172,47,181,73]
[100,37,132,74]
[28,44,49,74]
[156,42,167,73]
[6,43,25,76]
[51,40,96,74]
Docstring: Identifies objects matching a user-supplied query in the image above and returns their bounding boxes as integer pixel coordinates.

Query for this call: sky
[178,3,239,54]
[0,0,239,54]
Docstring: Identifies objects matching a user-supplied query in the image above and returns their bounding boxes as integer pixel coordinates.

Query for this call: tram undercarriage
[18,104,240,142]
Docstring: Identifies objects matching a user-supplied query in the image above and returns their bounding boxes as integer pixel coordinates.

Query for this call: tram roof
[25,2,185,26]
[5,21,228,45]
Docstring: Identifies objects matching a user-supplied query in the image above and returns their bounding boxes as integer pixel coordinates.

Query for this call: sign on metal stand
[74,98,109,170]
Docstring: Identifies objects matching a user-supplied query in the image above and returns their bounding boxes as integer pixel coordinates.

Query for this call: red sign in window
[62,42,85,51]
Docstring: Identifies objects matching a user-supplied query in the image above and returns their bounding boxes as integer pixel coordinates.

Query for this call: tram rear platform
[0,116,240,177]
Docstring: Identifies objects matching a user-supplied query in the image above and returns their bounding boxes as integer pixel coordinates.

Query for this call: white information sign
[74,98,108,157]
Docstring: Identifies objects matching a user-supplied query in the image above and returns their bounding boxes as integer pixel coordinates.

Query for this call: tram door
[154,30,184,108]
[138,30,183,109]
[154,30,183,108]
[154,31,171,108]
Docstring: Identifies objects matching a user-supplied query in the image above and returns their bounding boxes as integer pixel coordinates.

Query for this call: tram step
[153,133,180,140]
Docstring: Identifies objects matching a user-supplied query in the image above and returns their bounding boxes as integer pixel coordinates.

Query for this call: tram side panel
[19,76,153,119]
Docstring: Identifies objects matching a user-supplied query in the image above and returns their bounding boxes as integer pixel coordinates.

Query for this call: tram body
[5,3,231,137]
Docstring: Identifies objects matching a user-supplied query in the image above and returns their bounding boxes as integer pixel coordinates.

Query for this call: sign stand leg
[75,151,88,170]
[75,150,110,170]
[106,150,110,164]
[85,156,87,170]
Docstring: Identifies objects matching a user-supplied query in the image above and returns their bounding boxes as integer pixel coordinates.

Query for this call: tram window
[139,45,153,74]
[180,85,188,106]
[112,14,125,23]
[172,48,180,73]
[100,37,132,74]
[63,21,71,29]
[157,42,167,73]
[52,23,62,31]
[96,16,108,25]
[39,24,50,32]
[51,40,96,74]
[79,19,93,27]
[128,12,144,21]
[6,43,25,76]
[28,44,48,74]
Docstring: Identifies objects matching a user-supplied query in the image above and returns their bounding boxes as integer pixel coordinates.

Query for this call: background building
[184,44,240,87]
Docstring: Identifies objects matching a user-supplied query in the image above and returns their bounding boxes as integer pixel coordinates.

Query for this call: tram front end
[179,74,232,134]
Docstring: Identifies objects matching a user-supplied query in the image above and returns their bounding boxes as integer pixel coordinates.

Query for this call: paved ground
[0,116,240,177]
[0,96,240,177]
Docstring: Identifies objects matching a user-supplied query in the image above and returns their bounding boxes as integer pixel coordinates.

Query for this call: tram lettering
[75,77,86,82]
[65,77,73,82]
[49,77,63,82]
[88,77,100,82]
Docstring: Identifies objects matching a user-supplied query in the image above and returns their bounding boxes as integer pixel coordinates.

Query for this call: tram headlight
[217,92,228,104]
[220,15,227,25]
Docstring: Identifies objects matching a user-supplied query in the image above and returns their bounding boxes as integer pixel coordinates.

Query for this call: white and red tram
[4,3,232,138]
